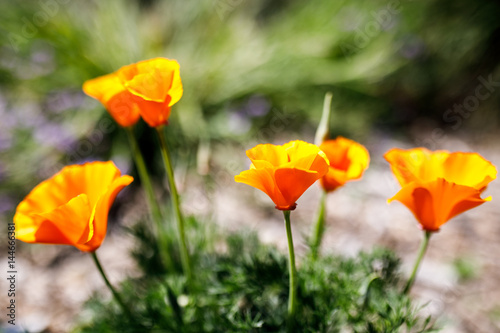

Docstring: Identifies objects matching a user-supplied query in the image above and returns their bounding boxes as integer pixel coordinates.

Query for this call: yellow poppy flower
[235,140,329,210]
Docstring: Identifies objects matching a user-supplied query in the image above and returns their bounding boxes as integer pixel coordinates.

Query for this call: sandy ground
[2,133,500,332]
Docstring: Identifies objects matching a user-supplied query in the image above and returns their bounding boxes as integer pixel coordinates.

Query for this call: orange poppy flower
[83,57,183,128]
[14,161,133,252]
[235,140,330,210]
[117,57,183,127]
[385,148,497,231]
[319,136,370,192]
[83,73,140,127]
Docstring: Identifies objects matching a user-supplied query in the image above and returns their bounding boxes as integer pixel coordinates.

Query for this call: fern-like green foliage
[74,219,437,333]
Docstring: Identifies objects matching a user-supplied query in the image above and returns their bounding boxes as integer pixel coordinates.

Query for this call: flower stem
[91,252,133,320]
[125,127,163,224]
[125,127,172,271]
[310,191,327,260]
[156,127,192,285]
[404,230,432,294]
[283,210,297,329]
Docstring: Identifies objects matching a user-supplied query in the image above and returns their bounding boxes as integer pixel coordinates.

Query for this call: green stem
[91,252,134,320]
[404,231,432,294]
[283,210,297,329]
[125,127,163,224]
[310,191,327,260]
[126,127,172,271]
[156,127,192,285]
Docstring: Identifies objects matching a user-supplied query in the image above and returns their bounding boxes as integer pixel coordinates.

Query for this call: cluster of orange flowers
[13,57,497,303]
[236,141,496,232]
[233,134,496,307]
[234,137,371,210]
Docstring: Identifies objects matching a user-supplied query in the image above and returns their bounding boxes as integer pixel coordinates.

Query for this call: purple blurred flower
[0,130,13,152]
[33,122,76,152]
[243,95,270,117]
[0,94,18,129]
[0,195,14,214]
[13,103,45,128]
[400,36,425,59]
[45,91,86,114]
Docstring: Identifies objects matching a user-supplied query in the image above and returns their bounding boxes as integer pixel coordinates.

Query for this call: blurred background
[1,0,500,332]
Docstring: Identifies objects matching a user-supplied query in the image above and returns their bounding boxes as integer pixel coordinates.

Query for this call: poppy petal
[83,74,140,127]
[283,140,317,160]
[389,179,489,231]
[33,194,92,245]
[83,73,125,103]
[234,168,285,207]
[15,194,91,245]
[389,182,438,230]
[275,168,322,208]
[80,161,122,205]
[320,168,348,191]
[119,58,183,105]
[78,174,134,252]
[246,144,288,167]
[427,178,488,227]
[320,138,351,171]
[15,174,82,218]
[443,153,497,191]
[135,99,171,128]
[319,137,369,192]
[411,187,436,230]
[102,91,140,127]
[384,148,447,186]
[124,71,170,102]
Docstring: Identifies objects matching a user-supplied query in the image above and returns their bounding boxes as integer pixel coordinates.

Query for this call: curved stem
[156,127,192,286]
[125,127,172,271]
[310,191,327,260]
[404,231,432,294]
[91,252,134,320]
[283,210,297,329]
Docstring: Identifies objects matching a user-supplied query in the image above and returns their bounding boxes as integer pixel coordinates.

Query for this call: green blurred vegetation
[453,257,480,282]
[1,0,500,216]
